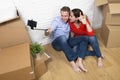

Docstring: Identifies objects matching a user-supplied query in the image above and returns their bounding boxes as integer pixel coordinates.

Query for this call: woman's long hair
[71,8,83,23]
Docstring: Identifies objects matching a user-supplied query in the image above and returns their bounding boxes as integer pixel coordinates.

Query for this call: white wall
[0,0,103,45]
[0,0,17,23]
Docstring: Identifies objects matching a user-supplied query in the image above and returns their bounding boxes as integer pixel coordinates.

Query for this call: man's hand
[44,27,52,36]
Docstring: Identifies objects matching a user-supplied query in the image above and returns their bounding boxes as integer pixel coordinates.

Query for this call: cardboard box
[0,17,35,80]
[34,52,49,79]
[95,0,120,6]
[105,13,120,25]
[101,24,120,48]
[95,0,108,6]
[0,17,49,80]
[102,4,120,25]
[109,3,120,14]
[0,43,35,80]
[0,16,31,48]
[108,0,120,3]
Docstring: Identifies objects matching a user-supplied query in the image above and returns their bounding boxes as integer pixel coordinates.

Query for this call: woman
[69,8,103,67]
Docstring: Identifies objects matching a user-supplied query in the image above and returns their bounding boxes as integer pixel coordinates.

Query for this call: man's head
[60,6,70,23]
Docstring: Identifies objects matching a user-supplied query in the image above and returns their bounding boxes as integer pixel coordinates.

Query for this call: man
[45,6,88,72]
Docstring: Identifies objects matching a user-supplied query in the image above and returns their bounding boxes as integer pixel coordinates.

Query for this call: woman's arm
[69,32,75,38]
[79,15,93,32]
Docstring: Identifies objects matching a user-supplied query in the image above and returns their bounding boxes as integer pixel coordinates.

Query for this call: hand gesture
[79,13,87,24]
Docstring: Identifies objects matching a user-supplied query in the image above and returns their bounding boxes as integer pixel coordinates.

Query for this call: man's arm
[44,27,52,36]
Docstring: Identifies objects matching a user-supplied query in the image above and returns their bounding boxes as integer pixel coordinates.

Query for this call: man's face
[60,11,69,23]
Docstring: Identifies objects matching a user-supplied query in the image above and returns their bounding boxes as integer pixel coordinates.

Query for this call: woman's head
[70,8,83,23]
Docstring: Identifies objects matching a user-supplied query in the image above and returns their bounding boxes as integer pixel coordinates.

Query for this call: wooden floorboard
[39,33,120,80]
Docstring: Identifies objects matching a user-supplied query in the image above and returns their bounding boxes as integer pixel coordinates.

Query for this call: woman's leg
[88,36,103,67]
[88,36,102,58]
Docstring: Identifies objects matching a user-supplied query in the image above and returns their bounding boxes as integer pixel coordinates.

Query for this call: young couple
[45,6,103,72]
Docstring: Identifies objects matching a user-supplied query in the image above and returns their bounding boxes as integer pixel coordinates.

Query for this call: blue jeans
[87,36,102,58]
[73,36,102,59]
[52,35,88,61]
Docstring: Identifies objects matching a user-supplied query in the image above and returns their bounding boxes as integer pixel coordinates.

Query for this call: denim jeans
[52,35,88,61]
[73,36,102,59]
[87,36,102,58]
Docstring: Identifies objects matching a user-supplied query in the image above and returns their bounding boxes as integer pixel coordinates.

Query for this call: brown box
[109,3,120,14]
[0,43,35,80]
[105,13,120,25]
[0,17,49,80]
[95,0,120,7]
[108,0,120,3]
[34,52,49,79]
[101,24,120,48]
[0,16,31,48]
[0,17,35,80]
[103,4,120,25]
[95,0,108,6]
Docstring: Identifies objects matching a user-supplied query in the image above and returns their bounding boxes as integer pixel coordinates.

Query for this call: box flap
[0,16,31,48]
[107,25,120,30]
[108,0,120,3]
[105,12,120,25]
[109,3,120,14]
[0,43,31,75]
[34,52,49,64]
[95,0,108,6]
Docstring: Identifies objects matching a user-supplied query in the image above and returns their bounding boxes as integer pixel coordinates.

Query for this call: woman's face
[69,12,77,22]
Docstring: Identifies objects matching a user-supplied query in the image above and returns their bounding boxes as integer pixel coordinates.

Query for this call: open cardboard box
[0,16,49,80]
[102,4,120,25]
[95,0,120,25]
[101,23,120,48]
[95,0,120,6]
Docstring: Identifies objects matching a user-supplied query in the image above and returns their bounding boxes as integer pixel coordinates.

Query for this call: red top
[69,19,94,37]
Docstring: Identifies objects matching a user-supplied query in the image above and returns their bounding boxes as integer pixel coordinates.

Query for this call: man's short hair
[60,6,70,14]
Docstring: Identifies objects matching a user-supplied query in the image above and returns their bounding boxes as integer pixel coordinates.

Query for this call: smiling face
[60,11,70,23]
[69,11,77,23]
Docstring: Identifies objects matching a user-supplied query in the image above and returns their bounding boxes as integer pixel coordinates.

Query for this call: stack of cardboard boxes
[0,16,49,80]
[95,0,120,48]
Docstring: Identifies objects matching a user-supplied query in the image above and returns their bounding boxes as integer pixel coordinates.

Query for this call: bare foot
[76,58,88,72]
[98,57,103,67]
[70,61,81,72]
[88,45,93,51]
[101,54,105,59]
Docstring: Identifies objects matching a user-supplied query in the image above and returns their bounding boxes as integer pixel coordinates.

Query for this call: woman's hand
[78,13,87,24]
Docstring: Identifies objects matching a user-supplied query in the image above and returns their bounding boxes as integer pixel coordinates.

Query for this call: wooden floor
[39,33,120,80]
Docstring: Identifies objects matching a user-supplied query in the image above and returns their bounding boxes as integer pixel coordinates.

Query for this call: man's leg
[69,36,88,72]
[52,35,81,72]
[76,41,89,72]
[52,35,78,61]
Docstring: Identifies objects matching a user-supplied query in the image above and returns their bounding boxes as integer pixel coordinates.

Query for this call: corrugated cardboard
[0,17,49,80]
[105,13,120,25]
[95,0,120,7]
[102,4,120,25]
[34,52,49,79]
[108,0,120,3]
[0,43,35,80]
[0,17,31,48]
[109,3,120,14]
[95,0,108,6]
[101,24,120,48]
